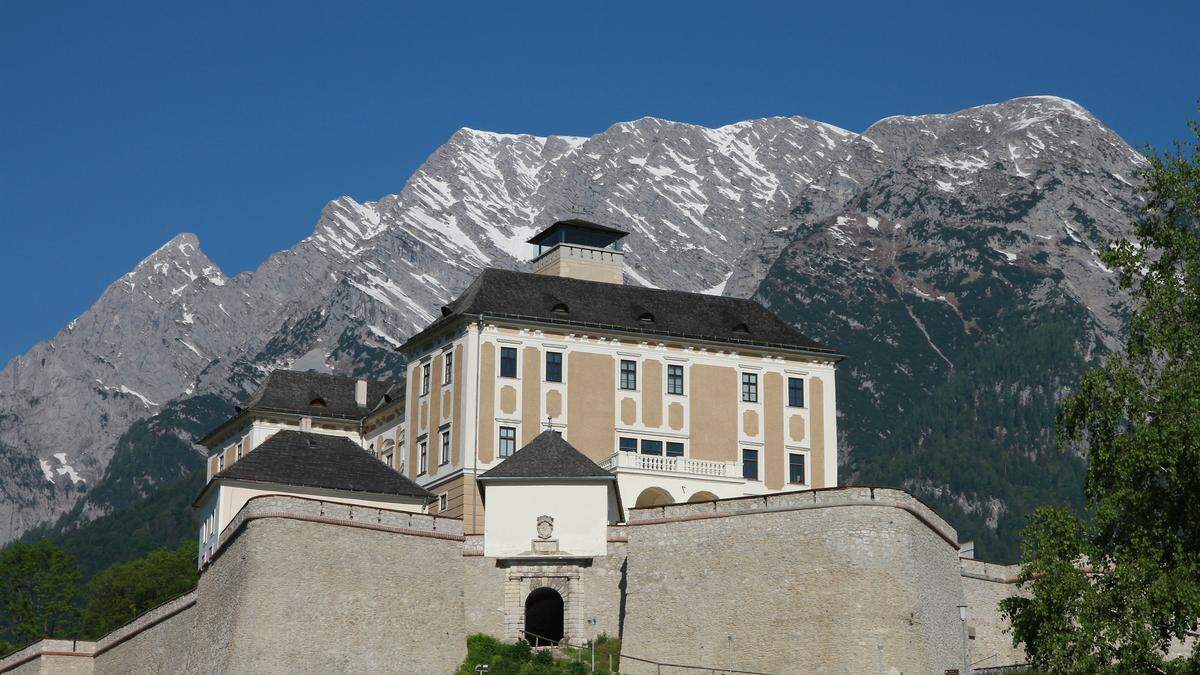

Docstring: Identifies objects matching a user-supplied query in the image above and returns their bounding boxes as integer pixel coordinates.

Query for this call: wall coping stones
[960,558,1023,583]
[626,485,960,549]
[93,590,197,656]
[0,639,96,673]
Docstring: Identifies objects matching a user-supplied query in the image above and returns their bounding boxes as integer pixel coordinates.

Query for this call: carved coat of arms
[536,515,554,540]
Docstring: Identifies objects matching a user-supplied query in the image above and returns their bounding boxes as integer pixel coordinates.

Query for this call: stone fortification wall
[0,640,95,674]
[93,592,197,674]
[959,558,1027,669]
[620,487,968,674]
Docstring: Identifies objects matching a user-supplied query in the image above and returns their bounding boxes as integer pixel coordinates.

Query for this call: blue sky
[1,1,1197,365]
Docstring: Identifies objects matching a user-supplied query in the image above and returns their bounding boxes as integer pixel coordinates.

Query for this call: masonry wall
[93,593,197,674]
[959,559,1027,669]
[620,487,967,674]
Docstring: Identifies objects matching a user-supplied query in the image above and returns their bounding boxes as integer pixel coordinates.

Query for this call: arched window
[551,302,569,315]
[309,397,328,408]
[732,322,750,334]
[381,439,396,466]
[638,312,655,323]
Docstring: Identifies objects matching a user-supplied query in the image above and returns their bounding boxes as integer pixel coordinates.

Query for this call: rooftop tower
[528,219,629,284]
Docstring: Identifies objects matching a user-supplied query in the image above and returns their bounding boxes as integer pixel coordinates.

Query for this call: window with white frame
[741,372,759,403]
[438,493,448,512]
[498,426,517,458]
[619,359,637,390]
[418,439,428,474]
[741,448,759,480]
[667,364,684,395]
[421,362,431,395]
[440,428,451,465]
[444,351,453,384]
[218,454,225,472]
[545,351,563,383]
[788,452,807,485]
[788,377,805,408]
[500,347,518,378]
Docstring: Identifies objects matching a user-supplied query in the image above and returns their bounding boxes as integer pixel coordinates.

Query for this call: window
[444,352,453,384]
[741,372,759,403]
[788,377,805,408]
[620,360,637,390]
[418,440,428,474]
[236,439,244,461]
[369,442,377,459]
[499,426,517,458]
[440,429,451,465]
[500,347,518,378]
[217,454,225,472]
[667,364,684,395]
[438,493,449,511]
[421,362,431,395]
[789,452,807,485]
[383,452,393,468]
[619,437,638,453]
[545,351,563,383]
[666,441,685,457]
[640,439,663,455]
[742,449,759,481]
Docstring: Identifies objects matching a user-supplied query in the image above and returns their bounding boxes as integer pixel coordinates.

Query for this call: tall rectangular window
[640,439,663,456]
[444,352,453,384]
[619,437,638,453]
[438,493,448,511]
[218,454,225,472]
[421,362,431,395]
[666,441,685,457]
[500,347,518,378]
[741,372,758,403]
[742,448,759,481]
[789,452,807,485]
[236,439,244,461]
[620,360,637,390]
[418,441,428,474]
[788,377,805,408]
[545,351,563,383]
[499,426,517,458]
[667,364,684,395]
[440,429,451,465]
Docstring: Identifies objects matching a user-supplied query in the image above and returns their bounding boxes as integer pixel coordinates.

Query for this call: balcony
[599,451,741,479]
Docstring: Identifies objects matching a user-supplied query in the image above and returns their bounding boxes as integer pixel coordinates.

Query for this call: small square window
[500,347,518,378]
[499,426,517,458]
[667,364,684,395]
[620,360,637,390]
[741,449,759,481]
[666,442,684,457]
[789,452,807,485]
[546,352,563,383]
[619,437,638,453]
[741,372,759,403]
[788,377,805,408]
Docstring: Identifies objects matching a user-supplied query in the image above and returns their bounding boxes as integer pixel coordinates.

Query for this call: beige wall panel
[764,372,785,490]
[477,344,496,463]
[500,386,517,416]
[451,345,464,466]
[620,398,637,426]
[567,351,615,462]
[419,399,428,431]
[442,390,451,417]
[642,359,663,427]
[462,474,485,535]
[521,346,540,444]
[427,355,443,478]
[789,414,806,443]
[690,365,738,461]
[546,390,562,419]
[811,377,826,489]
[668,402,684,431]
[743,410,759,437]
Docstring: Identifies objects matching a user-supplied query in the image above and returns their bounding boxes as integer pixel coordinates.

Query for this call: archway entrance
[634,486,673,507]
[524,587,564,646]
[687,490,718,502]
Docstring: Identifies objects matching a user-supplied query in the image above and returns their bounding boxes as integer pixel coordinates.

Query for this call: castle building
[4,219,1033,674]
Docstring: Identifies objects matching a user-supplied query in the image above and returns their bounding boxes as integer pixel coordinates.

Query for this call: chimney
[527,219,629,284]
[355,379,368,407]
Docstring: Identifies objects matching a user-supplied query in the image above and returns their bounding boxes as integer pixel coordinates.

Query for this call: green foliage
[456,634,618,674]
[0,541,81,649]
[1003,115,1200,672]
[80,541,198,639]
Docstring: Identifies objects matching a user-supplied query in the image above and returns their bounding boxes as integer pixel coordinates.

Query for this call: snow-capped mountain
[0,96,1144,557]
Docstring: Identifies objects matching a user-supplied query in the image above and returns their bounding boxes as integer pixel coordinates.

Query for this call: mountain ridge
[0,95,1143,558]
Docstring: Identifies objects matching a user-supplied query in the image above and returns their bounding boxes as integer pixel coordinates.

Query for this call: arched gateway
[524,587,565,646]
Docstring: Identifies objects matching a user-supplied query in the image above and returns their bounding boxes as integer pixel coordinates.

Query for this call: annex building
[2,220,1028,674]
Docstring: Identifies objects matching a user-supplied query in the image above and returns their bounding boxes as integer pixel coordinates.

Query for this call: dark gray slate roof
[478,430,614,481]
[210,430,431,499]
[240,370,395,420]
[404,268,839,356]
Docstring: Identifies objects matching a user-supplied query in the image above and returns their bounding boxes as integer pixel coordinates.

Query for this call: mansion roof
[200,430,431,502]
[240,370,394,420]
[478,430,615,482]
[403,268,840,357]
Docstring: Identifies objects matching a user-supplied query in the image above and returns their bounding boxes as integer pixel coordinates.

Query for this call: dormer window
[440,306,453,317]
[551,302,569,315]
[309,397,327,408]
[732,322,750,334]
[638,312,655,324]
